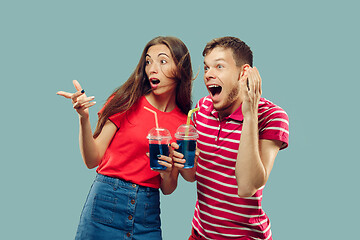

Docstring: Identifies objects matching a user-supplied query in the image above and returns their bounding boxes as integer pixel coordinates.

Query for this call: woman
[57,36,193,239]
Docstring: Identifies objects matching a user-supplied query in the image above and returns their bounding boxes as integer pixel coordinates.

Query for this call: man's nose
[204,68,215,81]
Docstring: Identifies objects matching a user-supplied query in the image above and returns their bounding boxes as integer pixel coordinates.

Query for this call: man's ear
[241,64,251,76]
[239,64,251,79]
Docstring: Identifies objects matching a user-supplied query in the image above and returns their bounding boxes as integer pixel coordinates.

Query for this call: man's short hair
[202,36,253,67]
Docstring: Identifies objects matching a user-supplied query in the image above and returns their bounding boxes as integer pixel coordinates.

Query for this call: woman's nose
[149,62,159,74]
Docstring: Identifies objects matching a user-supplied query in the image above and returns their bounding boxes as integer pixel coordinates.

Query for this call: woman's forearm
[79,116,101,169]
[160,169,179,195]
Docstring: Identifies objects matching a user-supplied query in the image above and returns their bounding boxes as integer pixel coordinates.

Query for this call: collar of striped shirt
[206,99,244,122]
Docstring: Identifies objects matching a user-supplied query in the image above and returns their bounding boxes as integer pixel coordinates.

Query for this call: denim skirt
[75,174,162,240]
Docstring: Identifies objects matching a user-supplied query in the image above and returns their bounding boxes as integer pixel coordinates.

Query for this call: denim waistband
[95,173,158,192]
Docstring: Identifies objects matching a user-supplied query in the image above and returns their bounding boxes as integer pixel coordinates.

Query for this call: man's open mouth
[208,85,222,97]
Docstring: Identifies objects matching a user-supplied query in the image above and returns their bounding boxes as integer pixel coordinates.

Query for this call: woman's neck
[145,91,176,112]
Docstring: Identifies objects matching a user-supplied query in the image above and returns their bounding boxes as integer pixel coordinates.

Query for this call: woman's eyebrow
[146,53,170,58]
[158,53,170,58]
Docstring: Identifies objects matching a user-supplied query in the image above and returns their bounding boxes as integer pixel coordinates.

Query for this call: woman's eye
[145,60,151,65]
[217,65,223,69]
[204,66,209,71]
[160,59,167,64]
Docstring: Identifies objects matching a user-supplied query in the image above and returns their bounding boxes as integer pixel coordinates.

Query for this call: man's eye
[204,66,209,71]
[217,65,223,69]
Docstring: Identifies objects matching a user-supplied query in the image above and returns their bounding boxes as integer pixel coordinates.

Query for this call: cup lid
[147,127,172,140]
[175,124,199,139]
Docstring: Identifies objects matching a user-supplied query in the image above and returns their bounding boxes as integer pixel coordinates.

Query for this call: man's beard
[214,82,240,113]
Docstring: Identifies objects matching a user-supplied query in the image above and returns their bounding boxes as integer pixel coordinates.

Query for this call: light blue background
[1,0,359,239]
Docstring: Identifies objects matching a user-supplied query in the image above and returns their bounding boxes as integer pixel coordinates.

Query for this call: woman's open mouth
[150,78,160,89]
[151,79,160,85]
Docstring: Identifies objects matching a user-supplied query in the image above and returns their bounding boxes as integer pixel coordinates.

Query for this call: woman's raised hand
[57,80,96,118]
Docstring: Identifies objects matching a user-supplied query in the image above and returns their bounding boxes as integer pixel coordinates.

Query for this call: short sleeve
[97,95,115,116]
[258,106,289,150]
[97,95,124,129]
[108,112,126,128]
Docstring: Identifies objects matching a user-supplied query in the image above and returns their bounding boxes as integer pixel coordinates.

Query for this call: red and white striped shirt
[192,96,289,240]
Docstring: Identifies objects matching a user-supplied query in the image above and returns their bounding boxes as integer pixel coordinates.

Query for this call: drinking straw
[185,108,199,136]
[144,106,164,157]
[144,106,159,129]
[186,108,199,125]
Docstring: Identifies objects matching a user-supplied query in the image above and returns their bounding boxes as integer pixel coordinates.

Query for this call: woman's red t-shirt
[96,96,188,189]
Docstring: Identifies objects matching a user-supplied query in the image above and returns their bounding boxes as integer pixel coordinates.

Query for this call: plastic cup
[147,127,172,170]
[175,124,199,169]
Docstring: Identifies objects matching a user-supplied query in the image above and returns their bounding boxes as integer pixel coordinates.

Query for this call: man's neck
[217,98,243,121]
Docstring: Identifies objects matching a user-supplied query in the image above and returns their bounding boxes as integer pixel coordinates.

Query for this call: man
[173,37,289,239]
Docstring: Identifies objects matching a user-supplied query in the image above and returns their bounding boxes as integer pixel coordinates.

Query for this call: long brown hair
[93,36,193,138]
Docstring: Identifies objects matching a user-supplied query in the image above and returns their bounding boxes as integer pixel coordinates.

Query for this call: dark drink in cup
[175,124,199,169]
[149,143,169,170]
[147,127,172,170]
[176,139,196,168]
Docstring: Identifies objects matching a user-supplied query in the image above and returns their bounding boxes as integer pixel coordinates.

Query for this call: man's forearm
[180,167,196,182]
[235,116,266,197]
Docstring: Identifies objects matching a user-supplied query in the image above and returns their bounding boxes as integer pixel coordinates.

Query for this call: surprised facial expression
[203,47,243,117]
[145,44,177,96]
